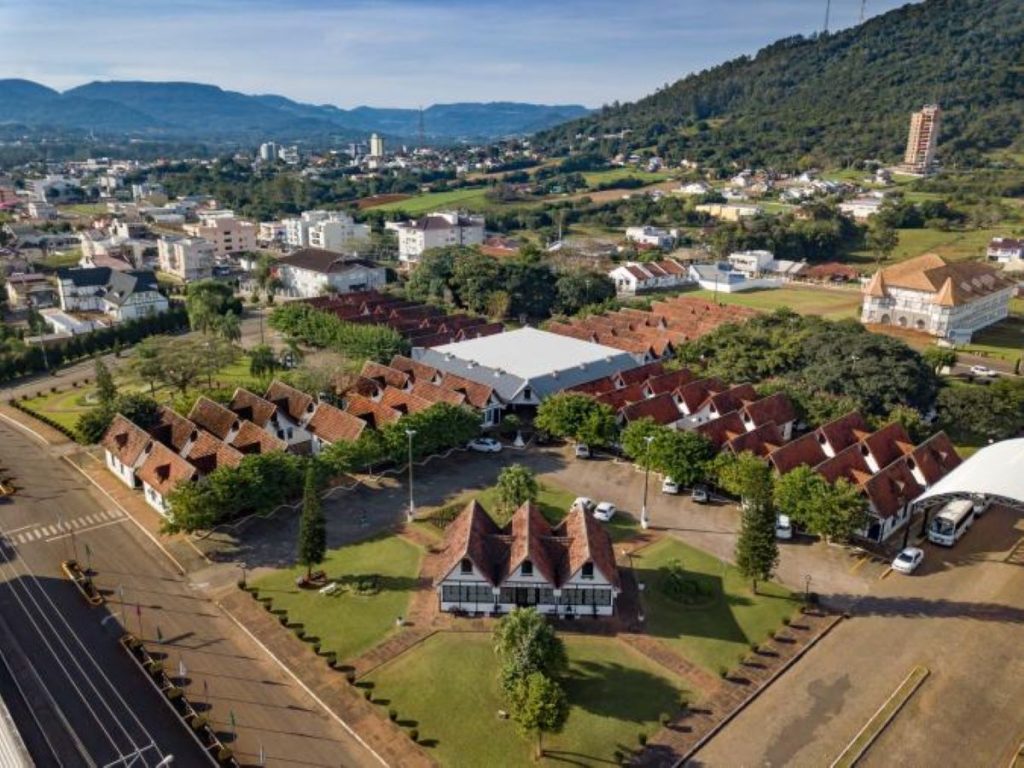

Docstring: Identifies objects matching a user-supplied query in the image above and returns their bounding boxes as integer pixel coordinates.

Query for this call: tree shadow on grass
[565,659,680,724]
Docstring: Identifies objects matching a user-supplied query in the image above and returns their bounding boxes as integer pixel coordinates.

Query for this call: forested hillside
[536,0,1023,169]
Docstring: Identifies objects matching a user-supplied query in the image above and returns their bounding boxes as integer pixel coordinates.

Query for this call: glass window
[521,560,533,576]
[581,563,594,579]
[460,558,472,574]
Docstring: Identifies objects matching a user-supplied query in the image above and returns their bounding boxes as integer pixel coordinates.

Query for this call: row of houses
[547,296,758,359]
[303,289,504,349]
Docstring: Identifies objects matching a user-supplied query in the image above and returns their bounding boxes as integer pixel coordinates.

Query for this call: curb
[675,612,845,766]
[216,599,389,768]
[0,409,52,446]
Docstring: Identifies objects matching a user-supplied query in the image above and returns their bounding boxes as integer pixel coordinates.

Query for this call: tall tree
[719,452,778,593]
[496,465,539,518]
[510,673,570,760]
[867,223,898,267]
[249,344,278,379]
[216,311,242,345]
[297,465,327,580]
[493,608,567,696]
[94,356,117,408]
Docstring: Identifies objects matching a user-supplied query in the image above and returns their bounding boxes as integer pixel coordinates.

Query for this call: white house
[135,441,198,516]
[389,211,485,264]
[608,259,690,295]
[263,380,317,449]
[839,197,884,221]
[55,267,168,321]
[861,253,1016,343]
[282,210,370,251]
[625,225,675,249]
[274,248,386,298]
[727,250,775,276]
[100,414,154,488]
[688,263,781,293]
[157,236,215,282]
[677,181,712,196]
[987,237,1024,264]
[435,501,621,617]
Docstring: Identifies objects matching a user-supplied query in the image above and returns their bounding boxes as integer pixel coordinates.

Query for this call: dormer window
[521,560,533,576]
[460,558,472,575]
[581,563,594,580]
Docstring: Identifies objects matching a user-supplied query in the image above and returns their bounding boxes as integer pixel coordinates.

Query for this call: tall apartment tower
[369,133,384,158]
[903,104,940,174]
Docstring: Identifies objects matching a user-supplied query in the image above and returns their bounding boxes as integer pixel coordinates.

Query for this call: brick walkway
[221,589,437,768]
[633,610,843,767]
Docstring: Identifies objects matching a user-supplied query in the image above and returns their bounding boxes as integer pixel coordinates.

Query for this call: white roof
[914,439,1024,506]
[430,328,631,380]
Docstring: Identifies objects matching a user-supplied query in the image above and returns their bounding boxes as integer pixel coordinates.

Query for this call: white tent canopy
[914,438,1024,508]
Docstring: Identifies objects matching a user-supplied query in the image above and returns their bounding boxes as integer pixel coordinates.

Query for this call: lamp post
[405,429,417,522]
[640,435,654,530]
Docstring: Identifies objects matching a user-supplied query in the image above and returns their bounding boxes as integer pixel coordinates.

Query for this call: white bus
[927,499,975,547]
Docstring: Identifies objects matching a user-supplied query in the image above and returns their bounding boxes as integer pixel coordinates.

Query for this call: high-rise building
[369,133,384,158]
[258,142,278,162]
[903,104,940,174]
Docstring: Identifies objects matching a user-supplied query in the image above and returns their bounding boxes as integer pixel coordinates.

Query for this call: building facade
[861,253,1015,343]
[274,248,386,298]
[390,212,485,264]
[157,236,215,282]
[184,211,257,258]
[56,267,168,321]
[903,104,941,175]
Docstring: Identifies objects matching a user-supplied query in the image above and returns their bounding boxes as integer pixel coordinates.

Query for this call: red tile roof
[344,393,402,427]
[741,393,797,430]
[908,431,961,485]
[555,506,620,588]
[862,458,924,518]
[704,383,758,417]
[136,442,198,497]
[188,396,241,441]
[697,410,748,449]
[264,380,316,423]
[435,500,505,586]
[675,377,727,413]
[817,412,872,454]
[149,407,199,453]
[360,361,410,389]
[726,422,784,458]
[439,372,495,410]
[815,444,874,486]
[410,380,467,406]
[184,430,244,475]
[768,432,829,474]
[101,414,152,467]
[618,362,665,386]
[861,422,915,468]
[306,403,367,444]
[620,393,682,426]
[506,503,558,585]
[644,369,695,395]
[594,382,647,410]
[379,386,432,415]
[232,420,287,455]
[229,388,278,428]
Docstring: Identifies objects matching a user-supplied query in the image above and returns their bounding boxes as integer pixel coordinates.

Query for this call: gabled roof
[360,361,410,389]
[817,411,872,454]
[306,403,367,444]
[184,430,244,475]
[861,422,915,468]
[555,506,620,588]
[862,458,924,518]
[704,383,758,416]
[149,406,199,453]
[768,432,829,474]
[232,420,287,455]
[644,369,695,395]
[435,500,505,586]
[410,379,466,406]
[620,393,682,426]
[379,386,432,415]
[741,392,797,429]
[438,372,496,409]
[344,393,403,427]
[390,354,442,383]
[697,410,748,449]
[264,380,316,423]
[136,441,197,496]
[815,444,874,486]
[908,431,961,485]
[505,502,558,585]
[188,396,240,441]
[617,361,665,386]
[676,377,727,413]
[277,248,381,275]
[101,414,152,467]
[726,421,784,458]
[864,253,1016,306]
[229,388,278,428]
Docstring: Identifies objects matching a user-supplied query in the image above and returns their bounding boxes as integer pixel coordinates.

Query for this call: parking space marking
[848,555,869,574]
[879,567,894,580]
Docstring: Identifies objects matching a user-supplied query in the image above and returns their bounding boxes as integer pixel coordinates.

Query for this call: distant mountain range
[0,79,590,143]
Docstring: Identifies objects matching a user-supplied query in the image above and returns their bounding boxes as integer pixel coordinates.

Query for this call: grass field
[251,535,423,662]
[432,479,638,542]
[365,632,688,766]
[581,167,672,188]
[958,315,1024,364]
[60,203,109,217]
[848,227,1005,267]
[681,285,863,319]
[633,537,798,673]
[19,356,262,433]
[371,187,492,214]
[31,250,82,270]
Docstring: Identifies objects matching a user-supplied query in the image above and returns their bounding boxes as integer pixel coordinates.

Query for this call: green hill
[535,0,1024,169]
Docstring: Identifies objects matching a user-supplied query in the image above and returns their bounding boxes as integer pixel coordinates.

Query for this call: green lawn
[19,354,264,434]
[251,535,423,662]
[681,285,863,319]
[958,315,1024,364]
[848,227,1005,267]
[633,537,798,673]
[431,479,639,542]
[32,250,82,270]
[60,203,109,217]
[581,167,672,188]
[372,187,492,214]
[365,632,688,767]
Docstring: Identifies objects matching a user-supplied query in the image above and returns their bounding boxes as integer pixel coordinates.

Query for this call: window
[521,560,533,576]
[581,562,594,580]
[460,558,473,575]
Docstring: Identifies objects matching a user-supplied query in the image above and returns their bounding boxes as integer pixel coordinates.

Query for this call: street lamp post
[641,435,654,530]
[405,429,417,522]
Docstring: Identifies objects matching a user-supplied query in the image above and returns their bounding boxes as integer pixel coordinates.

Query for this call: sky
[0,0,914,108]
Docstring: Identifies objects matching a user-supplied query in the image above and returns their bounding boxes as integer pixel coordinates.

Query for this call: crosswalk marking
[4,511,128,547]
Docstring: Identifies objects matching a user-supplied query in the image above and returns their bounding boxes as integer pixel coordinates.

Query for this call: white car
[467,437,502,453]
[892,547,925,574]
[969,365,998,378]
[661,477,680,495]
[571,497,595,514]
[574,444,591,459]
[690,486,709,504]
[972,494,991,515]
[775,514,794,540]
[593,502,617,522]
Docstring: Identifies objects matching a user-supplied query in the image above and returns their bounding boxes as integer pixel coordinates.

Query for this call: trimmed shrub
[408,728,419,743]
[638,732,647,746]
[388,708,397,722]
[363,689,372,701]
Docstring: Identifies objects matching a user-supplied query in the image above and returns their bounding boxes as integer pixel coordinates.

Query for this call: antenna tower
[860,0,867,23]
[823,0,831,33]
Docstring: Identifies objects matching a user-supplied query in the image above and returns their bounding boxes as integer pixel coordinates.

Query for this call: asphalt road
[0,418,380,768]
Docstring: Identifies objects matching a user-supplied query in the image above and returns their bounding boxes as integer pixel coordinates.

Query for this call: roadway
[0,418,380,768]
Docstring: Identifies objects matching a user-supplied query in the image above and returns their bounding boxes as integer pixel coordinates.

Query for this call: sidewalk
[220,589,436,768]
[0,403,74,447]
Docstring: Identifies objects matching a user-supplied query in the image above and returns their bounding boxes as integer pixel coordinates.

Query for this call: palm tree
[216,312,242,345]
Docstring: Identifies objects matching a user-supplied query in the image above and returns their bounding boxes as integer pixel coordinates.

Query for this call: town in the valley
[0,0,1022,766]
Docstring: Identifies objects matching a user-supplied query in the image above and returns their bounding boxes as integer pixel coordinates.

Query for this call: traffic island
[61,559,104,606]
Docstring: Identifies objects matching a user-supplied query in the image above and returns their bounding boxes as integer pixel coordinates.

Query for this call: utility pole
[640,435,654,530]
[860,0,867,23]
[405,429,417,522]
[823,0,832,34]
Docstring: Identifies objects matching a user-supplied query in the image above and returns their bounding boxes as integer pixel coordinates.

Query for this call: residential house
[688,263,781,293]
[4,273,55,308]
[389,212,485,264]
[608,259,690,295]
[101,415,153,488]
[625,226,676,249]
[274,248,386,298]
[861,253,1016,342]
[136,441,198,515]
[263,380,316,449]
[183,211,257,258]
[435,501,621,617]
[839,197,884,221]
[305,403,367,455]
[987,237,1024,265]
[157,236,215,281]
[727,250,774,276]
[55,267,168,321]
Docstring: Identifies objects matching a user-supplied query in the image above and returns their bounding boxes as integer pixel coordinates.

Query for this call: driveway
[692,504,1024,767]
